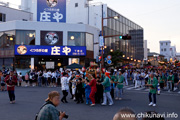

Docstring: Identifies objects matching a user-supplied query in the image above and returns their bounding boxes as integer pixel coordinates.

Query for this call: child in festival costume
[84,79,92,105]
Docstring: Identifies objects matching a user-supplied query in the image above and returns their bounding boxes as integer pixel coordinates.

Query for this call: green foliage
[107,50,123,67]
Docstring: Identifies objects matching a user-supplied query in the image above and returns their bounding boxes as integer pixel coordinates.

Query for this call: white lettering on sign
[53,12,63,22]
[40,11,51,22]
[62,46,71,55]
[51,46,60,55]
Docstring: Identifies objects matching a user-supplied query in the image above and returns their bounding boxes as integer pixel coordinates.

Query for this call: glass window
[166,43,168,45]
[16,30,35,45]
[86,33,93,51]
[0,13,6,22]
[4,58,13,70]
[161,43,163,46]
[0,31,15,58]
[164,48,166,51]
[68,32,85,46]
[75,3,78,7]
[161,49,163,51]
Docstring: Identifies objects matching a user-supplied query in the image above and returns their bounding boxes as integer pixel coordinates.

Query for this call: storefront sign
[37,0,66,23]
[15,45,86,56]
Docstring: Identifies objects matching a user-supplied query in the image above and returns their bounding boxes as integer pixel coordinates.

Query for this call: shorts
[1,83,5,86]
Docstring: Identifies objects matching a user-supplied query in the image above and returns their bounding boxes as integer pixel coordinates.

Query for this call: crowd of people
[1,67,180,120]
[0,67,180,106]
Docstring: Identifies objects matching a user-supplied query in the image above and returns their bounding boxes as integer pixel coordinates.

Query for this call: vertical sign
[37,0,66,23]
[99,36,104,47]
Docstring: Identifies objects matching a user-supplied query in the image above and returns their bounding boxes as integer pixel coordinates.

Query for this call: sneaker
[101,103,107,106]
[153,104,156,107]
[115,97,118,100]
[10,101,13,104]
[90,104,95,106]
[148,102,153,106]
[109,103,113,106]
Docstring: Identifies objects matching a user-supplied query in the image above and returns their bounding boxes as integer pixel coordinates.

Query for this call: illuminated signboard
[15,45,86,56]
[37,0,66,23]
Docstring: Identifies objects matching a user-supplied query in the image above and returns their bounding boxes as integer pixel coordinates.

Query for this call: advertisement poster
[41,31,63,45]
[37,0,66,23]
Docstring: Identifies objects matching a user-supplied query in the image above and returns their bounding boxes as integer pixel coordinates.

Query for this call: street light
[110,49,113,52]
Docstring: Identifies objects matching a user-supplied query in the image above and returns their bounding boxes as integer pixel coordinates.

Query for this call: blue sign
[37,0,66,23]
[15,45,86,56]
[99,50,104,54]
[107,60,112,64]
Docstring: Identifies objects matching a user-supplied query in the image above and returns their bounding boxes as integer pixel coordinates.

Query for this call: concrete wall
[0,5,33,22]
[160,41,171,61]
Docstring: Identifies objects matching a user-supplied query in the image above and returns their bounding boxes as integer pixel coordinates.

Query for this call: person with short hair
[114,70,124,100]
[37,91,66,120]
[5,71,17,104]
[84,79,91,105]
[167,72,174,91]
[61,72,69,103]
[113,107,137,120]
[146,73,158,107]
[25,72,29,87]
[1,74,6,91]
[88,74,97,106]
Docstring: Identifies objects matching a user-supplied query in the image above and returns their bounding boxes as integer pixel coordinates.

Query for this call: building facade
[159,40,176,61]
[148,52,165,66]
[0,0,144,71]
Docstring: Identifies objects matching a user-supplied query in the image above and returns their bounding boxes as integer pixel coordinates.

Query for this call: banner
[15,45,86,56]
[37,0,66,22]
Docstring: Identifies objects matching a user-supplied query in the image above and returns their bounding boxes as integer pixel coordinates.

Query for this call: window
[68,32,85,46]
[164,48,166,51]
[86,33,93,51]
[16,30,35,45]
[166,43,168,45]
[161,49,163,51]
[0,13,6,22]
[161,43,163,46]
[75,3,78,7]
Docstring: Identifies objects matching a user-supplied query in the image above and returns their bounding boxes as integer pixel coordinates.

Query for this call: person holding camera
[5,71,17,104]
[36,91,68,120]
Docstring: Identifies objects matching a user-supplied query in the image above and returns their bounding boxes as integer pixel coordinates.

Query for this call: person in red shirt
[5,71,17,104]
[89,74,97,106]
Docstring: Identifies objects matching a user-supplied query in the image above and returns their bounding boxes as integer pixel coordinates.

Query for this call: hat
[82,67,86,72]
[102,68,106,73]
[105,72,110,78]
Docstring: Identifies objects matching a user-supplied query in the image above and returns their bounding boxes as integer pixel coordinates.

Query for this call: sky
[2,0,180,53]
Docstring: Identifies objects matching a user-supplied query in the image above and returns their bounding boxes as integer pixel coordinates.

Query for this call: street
[0,86,179,120]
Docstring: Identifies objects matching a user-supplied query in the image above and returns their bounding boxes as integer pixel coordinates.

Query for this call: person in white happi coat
[61,72,71,103]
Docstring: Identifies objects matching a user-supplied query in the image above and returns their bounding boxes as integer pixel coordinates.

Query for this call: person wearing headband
[101,72,114,106]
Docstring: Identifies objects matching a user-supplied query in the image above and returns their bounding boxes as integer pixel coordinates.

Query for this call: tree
[106,50,123,68]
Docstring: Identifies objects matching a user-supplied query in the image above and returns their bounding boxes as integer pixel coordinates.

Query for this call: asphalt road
[0,86,180,120]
